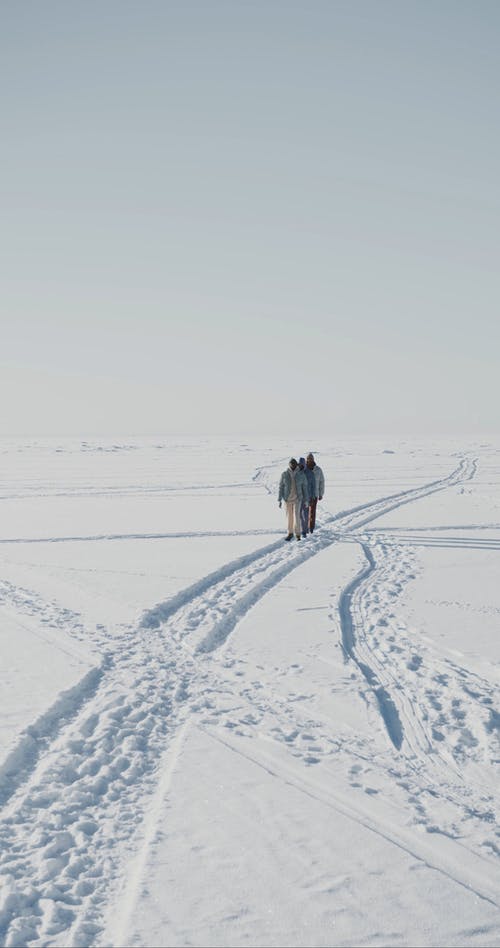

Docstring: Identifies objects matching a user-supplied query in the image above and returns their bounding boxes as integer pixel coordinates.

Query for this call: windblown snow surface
[0,436,499,948]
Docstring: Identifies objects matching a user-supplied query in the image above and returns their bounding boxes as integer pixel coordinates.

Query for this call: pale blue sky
[1,1,498,436]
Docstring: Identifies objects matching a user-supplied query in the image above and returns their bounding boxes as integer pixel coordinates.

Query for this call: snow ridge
[0,663,107,808]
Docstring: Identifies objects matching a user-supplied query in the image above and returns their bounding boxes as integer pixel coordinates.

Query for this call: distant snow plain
[0,436,499,948]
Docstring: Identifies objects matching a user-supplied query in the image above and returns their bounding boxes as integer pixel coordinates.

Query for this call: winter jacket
[278,467,309,504]
[304,466,316,499]
[307,463,325,499]
[296,468,309,503]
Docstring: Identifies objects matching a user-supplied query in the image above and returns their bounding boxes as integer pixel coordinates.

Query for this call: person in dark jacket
[298,457,311,537]
[306,453,325,533]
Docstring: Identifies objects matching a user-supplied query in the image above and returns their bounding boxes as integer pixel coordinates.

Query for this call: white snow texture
[0,436,499,948]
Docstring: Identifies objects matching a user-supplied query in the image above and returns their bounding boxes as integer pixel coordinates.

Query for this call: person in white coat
[278,458,309,540]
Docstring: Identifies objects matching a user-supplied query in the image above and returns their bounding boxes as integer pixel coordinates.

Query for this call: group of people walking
[278,453,325,541]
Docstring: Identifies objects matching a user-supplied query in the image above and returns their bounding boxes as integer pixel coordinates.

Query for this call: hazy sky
[1,1,499,437]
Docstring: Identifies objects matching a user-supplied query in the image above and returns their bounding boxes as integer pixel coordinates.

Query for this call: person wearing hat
[306,452,325,533]
[278,458,309,541]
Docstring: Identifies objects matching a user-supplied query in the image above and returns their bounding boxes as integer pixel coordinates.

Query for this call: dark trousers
[300,502,309,536]
[309,497,318,532]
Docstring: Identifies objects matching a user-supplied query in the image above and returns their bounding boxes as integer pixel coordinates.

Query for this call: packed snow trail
[338,541,405,750]
[338,532,500,833]
[0,455,486,947]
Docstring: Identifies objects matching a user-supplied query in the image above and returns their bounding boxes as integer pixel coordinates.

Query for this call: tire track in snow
[338,542,404,750]
[141,456,476,647]
[0,647,198,948]
[203,727,500,910]
[0,455,477,946]
[339,538,448,764]
[339,522,499,783]
[0,663,107,808]
[0,529,280,545]
[108,718,192,948]
[331,457,480,748]
[328,455,476,533]
[335,490,500,862]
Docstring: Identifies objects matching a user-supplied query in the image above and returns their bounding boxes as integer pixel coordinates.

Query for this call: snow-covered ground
[0,436,499,948]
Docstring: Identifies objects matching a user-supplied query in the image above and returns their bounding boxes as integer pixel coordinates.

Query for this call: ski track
[0,529,281,545]
[200,727,500,910]
[337,533,500,819]
[0,482,253,502]
[1,454,498,946]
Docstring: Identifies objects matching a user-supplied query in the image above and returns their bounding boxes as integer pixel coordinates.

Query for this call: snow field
[0,438,498,947]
